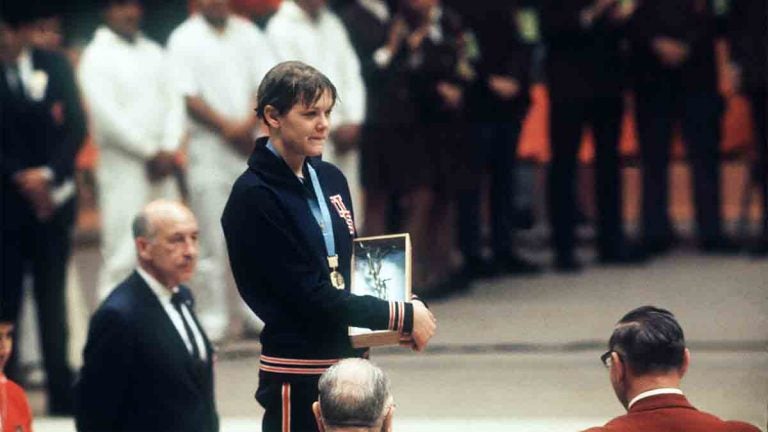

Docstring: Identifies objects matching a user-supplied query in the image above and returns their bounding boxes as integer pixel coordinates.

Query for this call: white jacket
[79,27,183,162]
[266,1,366,128]
[167,14,276,179]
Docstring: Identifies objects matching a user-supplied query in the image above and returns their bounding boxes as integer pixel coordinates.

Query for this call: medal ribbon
[266,141,336,259]
[306,163,336,259]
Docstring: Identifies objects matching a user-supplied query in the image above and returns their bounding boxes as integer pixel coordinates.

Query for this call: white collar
[16,47,32,72]
[136,267,178,303]
[357,0,390,23]
[628,388,684,409]
[95,26,144,46]
[194,13,231,37]
[283,0,327,24]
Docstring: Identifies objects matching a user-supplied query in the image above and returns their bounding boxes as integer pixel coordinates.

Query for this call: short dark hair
[318,359,390,428]
[608,306,686,375]
[1,3,62,28]
[255,61,337,120]
[99,0,143,10]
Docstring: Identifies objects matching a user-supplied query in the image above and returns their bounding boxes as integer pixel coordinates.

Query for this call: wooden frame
[349,233,412,348]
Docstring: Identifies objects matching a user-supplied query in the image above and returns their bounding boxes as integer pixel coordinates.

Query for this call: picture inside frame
[349,233,412,347]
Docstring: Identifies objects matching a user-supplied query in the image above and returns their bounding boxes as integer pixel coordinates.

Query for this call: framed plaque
[349,233,412,348]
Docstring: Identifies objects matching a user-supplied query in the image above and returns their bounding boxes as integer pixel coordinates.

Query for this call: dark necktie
[170,290,202,360]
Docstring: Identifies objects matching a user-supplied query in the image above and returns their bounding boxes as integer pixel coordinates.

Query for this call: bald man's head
[133,200,199,288]
[314,359,393,432]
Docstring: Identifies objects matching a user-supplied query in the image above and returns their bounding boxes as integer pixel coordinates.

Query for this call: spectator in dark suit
[541,0,641,271]
[458,0,540,278]
[0,4,86,415]
[75,200,219,432]
[584,305,761,431]
[313,358,394,432]
[353,0,471,291]
[629,0,736,254]
[339,0,395,235]
[728,0,767,256]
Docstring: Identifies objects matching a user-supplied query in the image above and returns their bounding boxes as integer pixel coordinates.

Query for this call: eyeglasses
[600,350,625,369]
[600,350,614,369]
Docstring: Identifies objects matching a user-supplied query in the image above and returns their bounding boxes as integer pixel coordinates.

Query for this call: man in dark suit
[728,0,767,255]
[75,200,219,432]
[458,0,541,278]
[584,306,761,431]
[541,0,642,272]
[0,4,86,415]
[629,0,735,254]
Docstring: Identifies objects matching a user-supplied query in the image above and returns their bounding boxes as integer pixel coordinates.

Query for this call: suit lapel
[131,273,208,394]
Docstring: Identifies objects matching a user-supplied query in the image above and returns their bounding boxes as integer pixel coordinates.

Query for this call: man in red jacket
[584,306,761,432]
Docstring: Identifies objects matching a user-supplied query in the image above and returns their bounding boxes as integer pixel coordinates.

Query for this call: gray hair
[131,211,154,239]
[318,359,391,429]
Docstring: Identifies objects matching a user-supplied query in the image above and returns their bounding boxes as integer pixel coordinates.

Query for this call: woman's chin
[306,143,325,157]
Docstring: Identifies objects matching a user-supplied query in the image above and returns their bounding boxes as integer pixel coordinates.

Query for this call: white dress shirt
[358,0,390,23]
[627,388,684,409]
[266,0,366,128]
[137,267,207,361]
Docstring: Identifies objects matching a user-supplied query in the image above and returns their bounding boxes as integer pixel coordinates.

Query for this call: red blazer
[584,394,762,432]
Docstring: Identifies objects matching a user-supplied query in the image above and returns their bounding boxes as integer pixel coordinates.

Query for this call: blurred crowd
[1,0,766,416]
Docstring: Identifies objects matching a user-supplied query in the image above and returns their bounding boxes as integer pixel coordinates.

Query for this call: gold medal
[330,270,346,290]
[328,255,345,289]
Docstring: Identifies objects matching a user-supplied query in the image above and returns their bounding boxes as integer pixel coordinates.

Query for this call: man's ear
[679,348,690,378]
[263,105,281,129]
[135,237,151,261]
[611,351,625,382]
[312,401,325,432]
[381,404,395,432]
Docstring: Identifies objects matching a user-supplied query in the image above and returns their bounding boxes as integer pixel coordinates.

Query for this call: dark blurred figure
[339,0,394,235]
[728,0,767,255]
[457,0,541,278]
[28,9,65,51]
[541,0,640,271]
[629,0,734,254]
[0,4,87,415]
[353,0,470,291]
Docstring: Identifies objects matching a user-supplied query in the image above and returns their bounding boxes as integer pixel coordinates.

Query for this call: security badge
[328,255,345,289]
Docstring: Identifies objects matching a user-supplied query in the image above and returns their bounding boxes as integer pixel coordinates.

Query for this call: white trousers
[186,142,263,342]
[96,158,179,299]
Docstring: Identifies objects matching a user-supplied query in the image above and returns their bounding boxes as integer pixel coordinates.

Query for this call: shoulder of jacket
[313,158,346,181]
[229,173,285,208]
[722,420,762,431]
[167,17,200,44]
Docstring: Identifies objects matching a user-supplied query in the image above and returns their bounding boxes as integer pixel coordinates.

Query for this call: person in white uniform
[167,0,276,341]
[266,0,366,223]
[79,0,184,298]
